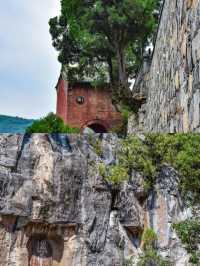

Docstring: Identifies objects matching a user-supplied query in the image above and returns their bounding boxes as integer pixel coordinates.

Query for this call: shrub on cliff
[173,219,200,264]
[145,134,200,204]
[120,136,156,178]
[110,105,134,136]
[99,134,200,204]
[99,163,129,185]
[137,228,170,266]
[26,113,80,133]
[141,228,158,250]
[98,135,156,186]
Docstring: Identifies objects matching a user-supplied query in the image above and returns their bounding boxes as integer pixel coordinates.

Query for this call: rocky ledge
[0,134,195,265]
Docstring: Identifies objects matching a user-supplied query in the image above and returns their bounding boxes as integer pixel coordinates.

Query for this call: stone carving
[28,237,53,266]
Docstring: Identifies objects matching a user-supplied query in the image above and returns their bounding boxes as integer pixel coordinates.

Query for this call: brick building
[56,74,122,133]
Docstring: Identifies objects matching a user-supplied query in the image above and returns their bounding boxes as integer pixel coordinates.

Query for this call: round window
[76,96,85,105]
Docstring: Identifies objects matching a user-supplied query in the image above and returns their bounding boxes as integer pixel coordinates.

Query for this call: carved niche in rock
[27,235,53,266]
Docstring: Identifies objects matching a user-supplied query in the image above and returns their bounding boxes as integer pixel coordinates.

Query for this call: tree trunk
[107,56,114,86]
[116,44,127,87]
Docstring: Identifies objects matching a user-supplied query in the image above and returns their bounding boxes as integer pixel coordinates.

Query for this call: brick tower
[56,74,122,133]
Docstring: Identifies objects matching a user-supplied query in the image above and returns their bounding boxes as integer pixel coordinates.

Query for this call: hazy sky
[0,1,61,119]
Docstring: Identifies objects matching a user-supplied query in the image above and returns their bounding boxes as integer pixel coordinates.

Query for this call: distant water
[0,115,34,133]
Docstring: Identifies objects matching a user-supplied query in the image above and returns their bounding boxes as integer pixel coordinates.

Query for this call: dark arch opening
[27,235,53,266]
[85,123,107,133]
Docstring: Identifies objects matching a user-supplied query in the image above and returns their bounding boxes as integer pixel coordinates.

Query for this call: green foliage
[137,228,170,266]
[137,249,170,266]
[97,134,200,202]
[110,105,134,136]
[98,163,106,177]
[145,134,200,204]
[98,135,155,186]
[120,136,156,178]
[173,219,200,264]
[99,163,129,185]
[142,228,158,250]
[89,137,103,157]
[26,113,80,133]
[106,165,129,185]
[49,0,160,101]
[123,257,134,266]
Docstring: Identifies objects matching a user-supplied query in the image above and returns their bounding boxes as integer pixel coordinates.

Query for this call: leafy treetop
[49,0,160,106]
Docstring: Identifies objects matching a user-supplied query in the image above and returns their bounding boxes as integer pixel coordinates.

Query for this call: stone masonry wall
[130,0,200,133]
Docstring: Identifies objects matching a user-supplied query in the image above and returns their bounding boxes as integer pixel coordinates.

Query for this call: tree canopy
[49,0,160,105]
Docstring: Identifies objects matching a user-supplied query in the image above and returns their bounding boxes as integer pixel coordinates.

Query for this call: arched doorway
[88,123,107,133]
[83,120,108,133]
[27,235,53,266]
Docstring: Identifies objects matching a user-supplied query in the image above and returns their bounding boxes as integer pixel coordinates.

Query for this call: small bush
[94,134,200,201]
[142,228,158,250]
[26,113,80,133]
[137,249,170,266]
[173,219,200,264]
[120,136,156,178]
[89,137,103,157]
[138,228,170,266]
[123,257,134,266]
[99,136,156,187]
[99,163,129,185]
[110,105,133,136]
[146,134,200,204]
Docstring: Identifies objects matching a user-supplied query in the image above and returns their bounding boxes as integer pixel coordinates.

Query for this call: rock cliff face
[129,0,200,133]
[0,134,193,266]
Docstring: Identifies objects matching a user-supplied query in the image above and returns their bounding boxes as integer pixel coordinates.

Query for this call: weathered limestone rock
[0,134,140,266]
[129,0,200,133]
[145,165,191,266]
[0,134,195,265]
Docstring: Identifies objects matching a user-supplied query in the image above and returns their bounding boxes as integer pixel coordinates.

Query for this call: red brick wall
[56,79,122,131]
[56,78,68,123]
